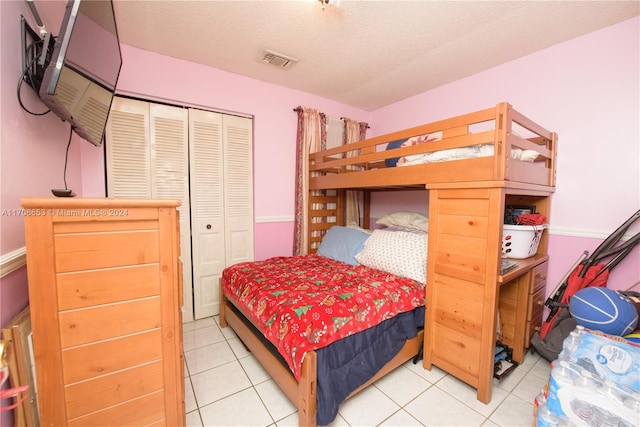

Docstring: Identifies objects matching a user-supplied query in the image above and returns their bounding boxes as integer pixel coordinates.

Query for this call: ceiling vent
[260,49,298,70]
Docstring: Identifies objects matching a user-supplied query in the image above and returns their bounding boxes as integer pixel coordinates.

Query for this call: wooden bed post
[298,353,317,427]
[495,102,511,181]
[549,132,558,187]
[362,190,371,229]
[219,279,228,328]
[337,189,345,226]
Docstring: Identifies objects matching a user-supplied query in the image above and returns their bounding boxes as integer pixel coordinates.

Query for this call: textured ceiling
[113,0,640,111]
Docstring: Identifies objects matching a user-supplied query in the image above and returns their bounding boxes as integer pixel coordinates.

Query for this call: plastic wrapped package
[540,327,640,427]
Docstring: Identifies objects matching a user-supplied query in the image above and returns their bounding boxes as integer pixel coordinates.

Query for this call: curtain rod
[293,107,369,128]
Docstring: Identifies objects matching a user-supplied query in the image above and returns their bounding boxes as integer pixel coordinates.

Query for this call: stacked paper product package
[534,326,640,426]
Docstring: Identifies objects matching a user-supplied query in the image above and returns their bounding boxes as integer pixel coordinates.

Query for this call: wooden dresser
[21,198,185,427]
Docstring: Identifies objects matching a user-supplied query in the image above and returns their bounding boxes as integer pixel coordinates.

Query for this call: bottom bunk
[220,297,424,426]
[219,254,425,426]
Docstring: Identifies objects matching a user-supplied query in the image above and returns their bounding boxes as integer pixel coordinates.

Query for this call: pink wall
[368,17,640,294]
[1,0,87,328]
[1,2,638,423]
[1,0,638,333]
[114,45,370,218]
[371,18,639,232]
[97,44,373,262]
[1,2,80,423]
[3,3,638,323]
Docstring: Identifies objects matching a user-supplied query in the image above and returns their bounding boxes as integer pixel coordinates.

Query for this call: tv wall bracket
[20,14,55,93]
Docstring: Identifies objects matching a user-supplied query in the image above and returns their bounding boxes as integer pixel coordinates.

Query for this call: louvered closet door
[106,98,193,322]
[149,103,193,324]
[223,115,254,268]
[189,111,254,319]
[189,109,225,319]
[107,98,254,321]
[106,97,151,197]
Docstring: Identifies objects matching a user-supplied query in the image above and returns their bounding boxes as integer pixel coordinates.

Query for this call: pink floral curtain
[293,107,326,255]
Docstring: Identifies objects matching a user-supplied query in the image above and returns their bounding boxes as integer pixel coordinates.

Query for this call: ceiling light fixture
[319,0,340,10]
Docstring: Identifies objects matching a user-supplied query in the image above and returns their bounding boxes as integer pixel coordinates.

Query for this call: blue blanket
[315,306,424,425]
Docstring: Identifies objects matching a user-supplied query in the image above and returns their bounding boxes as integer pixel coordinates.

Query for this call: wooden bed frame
[219,102,557,424]
[220,287,423,426]
[307,102,556,192]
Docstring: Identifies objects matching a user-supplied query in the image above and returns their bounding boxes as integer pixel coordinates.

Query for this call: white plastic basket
[502,224,548,259]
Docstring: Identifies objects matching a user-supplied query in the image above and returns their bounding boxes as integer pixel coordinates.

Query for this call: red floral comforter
[222,254,425,379]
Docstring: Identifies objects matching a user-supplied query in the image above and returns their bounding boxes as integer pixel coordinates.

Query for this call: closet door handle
[206,224,212,230]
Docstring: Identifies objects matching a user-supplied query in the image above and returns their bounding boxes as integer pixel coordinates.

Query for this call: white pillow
[478,144,539,162]
[511,148,540,162]
[422,146,480,163]
[396,131,443,166]
[376,211,428,231]
[355,229,427,284]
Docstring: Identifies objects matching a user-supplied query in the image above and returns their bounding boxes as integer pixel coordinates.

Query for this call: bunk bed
[219,102,557,426]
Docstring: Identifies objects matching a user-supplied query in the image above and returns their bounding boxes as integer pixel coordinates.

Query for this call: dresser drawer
[527,308,545,344]
[525,261,548,347]
[23,198,185,426]
[526,286,546,344]
[530,261,548,293]
[527,286,546,322]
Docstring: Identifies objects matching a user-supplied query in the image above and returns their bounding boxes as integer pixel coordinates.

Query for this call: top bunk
[309,102,557,192]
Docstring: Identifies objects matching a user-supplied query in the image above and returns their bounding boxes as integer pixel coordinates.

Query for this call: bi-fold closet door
[106,97,254,322]
[187,108,254,320]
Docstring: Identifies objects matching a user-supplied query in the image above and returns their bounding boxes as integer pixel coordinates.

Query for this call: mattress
[221,254,426,424]
[385,131,540,167]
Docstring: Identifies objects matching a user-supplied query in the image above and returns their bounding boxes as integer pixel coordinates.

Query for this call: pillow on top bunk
[477,144,540,162]
[317,226,370,265]
[384,139,408,167]
[376,211,428,231]
[395,131,443,166]
[355,228,427,284]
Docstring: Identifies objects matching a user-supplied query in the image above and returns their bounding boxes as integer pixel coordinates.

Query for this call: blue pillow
[384,139,408,167]
[317,226,370,265]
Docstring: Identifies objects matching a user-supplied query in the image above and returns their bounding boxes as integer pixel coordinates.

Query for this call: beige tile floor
[183,316,551,427]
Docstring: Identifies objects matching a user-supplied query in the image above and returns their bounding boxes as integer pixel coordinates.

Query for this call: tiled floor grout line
[184,316,545,427]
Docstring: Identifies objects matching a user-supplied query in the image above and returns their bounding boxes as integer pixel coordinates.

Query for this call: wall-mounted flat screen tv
[38,0,122,146]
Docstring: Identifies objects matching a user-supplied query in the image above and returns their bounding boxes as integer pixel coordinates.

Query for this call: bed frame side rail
[219,283,317,425]
[309,103,557,188]
[219,281,425,427]
[499,103,557,185]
